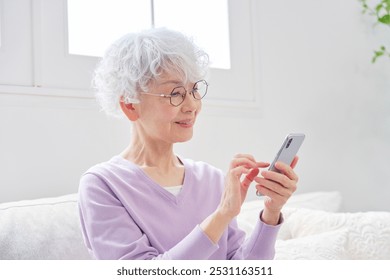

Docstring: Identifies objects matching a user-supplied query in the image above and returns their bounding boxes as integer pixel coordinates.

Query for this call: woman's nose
[181,91,200,113]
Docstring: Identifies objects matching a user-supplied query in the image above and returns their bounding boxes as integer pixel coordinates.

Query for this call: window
[0,0,262,116]
[67,0,230,69]
[67,0,152,58]
[0,0,32,86]
[153,0,230,69]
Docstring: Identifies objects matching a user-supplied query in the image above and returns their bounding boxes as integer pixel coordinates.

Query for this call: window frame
[0,0,263,117]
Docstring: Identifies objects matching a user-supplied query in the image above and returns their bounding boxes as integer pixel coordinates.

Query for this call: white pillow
[237,191,343,238]
[275,229,349,260]
[276,191,342,212]
[279,208,390,259]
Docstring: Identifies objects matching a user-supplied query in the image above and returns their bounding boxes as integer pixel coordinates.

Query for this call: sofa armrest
[0,193,91,260]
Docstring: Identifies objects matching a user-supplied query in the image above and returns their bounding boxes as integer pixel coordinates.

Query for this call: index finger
[233,153,256,162]
[241,168,260,188]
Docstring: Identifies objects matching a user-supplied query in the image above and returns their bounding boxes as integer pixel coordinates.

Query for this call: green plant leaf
[378,14,390,24]
[385,1,390,11]
[372,50,385,63]
[360,1,390,63]
[375,3,383,13]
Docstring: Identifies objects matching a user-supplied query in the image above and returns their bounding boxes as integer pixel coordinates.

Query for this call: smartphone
[268,133,305,173]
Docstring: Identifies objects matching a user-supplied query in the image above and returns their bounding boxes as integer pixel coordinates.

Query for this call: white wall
[0,93,130,201]
[179,0,390,212]
[1,0,389,211]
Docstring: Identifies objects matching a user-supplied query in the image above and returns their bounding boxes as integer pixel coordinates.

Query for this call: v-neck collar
[111,155,191,205]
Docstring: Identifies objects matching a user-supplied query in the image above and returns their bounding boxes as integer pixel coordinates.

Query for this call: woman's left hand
[254,156,299,225]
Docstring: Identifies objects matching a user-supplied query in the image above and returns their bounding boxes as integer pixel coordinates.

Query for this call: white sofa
[0,194,90,259]
[1,191,389,260]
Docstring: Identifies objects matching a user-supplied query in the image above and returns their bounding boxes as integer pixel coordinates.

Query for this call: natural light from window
[67,0,151,57]
[67,0,230,69]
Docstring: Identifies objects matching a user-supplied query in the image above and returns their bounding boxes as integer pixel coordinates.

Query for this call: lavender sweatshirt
[78,155,282,260]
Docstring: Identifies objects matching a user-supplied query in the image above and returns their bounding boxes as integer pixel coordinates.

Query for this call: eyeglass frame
[139,80,208,107]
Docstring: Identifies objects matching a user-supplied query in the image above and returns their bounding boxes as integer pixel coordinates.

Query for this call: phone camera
[286,138,293,148]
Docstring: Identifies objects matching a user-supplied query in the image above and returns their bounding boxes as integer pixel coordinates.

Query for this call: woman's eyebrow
[157,80,183,86]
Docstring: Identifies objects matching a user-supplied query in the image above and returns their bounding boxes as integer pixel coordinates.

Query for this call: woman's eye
[171,92,182,97]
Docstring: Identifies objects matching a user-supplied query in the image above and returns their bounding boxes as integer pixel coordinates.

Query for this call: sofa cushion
[0,193,91,260]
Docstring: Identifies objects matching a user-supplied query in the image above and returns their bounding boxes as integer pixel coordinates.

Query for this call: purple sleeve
[78,174,218,260]
[227,211,283,260]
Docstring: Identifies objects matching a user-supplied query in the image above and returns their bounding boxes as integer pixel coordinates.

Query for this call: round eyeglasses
[140,80,208,107]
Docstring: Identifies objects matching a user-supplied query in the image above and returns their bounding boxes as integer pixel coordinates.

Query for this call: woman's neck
[120,130,182,170]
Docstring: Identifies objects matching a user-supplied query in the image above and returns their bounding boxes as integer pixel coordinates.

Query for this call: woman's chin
[174,133,194,143]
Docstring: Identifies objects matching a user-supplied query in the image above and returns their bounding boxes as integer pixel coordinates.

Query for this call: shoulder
[81,156,138,181]
[78,156,139,198]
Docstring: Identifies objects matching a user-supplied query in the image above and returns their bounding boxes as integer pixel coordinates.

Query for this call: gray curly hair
[92,28,210,117]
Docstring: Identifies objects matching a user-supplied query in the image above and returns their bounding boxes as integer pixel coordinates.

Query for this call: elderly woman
[78,28,299,260]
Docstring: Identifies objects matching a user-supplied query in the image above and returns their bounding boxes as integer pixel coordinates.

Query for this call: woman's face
[133,72,202,144]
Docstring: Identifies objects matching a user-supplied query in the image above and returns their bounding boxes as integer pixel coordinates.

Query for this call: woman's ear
[119,99,139,121]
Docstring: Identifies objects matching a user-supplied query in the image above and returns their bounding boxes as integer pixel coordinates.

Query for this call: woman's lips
[175,119,194,128]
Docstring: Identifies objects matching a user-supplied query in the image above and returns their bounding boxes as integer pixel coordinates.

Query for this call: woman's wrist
[200,209,232,244]
[260,208,281,226]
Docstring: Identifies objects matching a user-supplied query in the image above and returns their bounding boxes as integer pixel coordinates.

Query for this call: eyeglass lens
[170,80,208,106]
